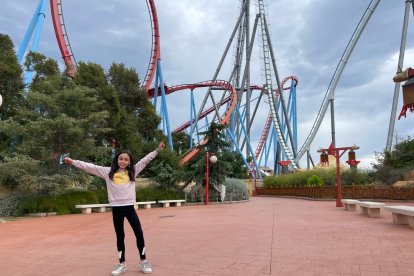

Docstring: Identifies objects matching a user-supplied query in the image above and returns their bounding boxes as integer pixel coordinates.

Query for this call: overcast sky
[2,0,414,170]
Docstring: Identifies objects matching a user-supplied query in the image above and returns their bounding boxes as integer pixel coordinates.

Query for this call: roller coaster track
[157,75,297,158]
[51,0,160,87]
[258,0,298,169]
[156,74,297,170]
[169,80,238,165]
[252,76,298,164]
[168,85,265,133]
[50,0,76,78]
[296,0,380,161]
[143,0,160,91]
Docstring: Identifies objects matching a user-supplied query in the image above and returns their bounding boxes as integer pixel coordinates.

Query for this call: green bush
[341,169,373,185]
[136,185,184,202]
[14,190,108,216]
[223,178,249,199]
[263,168,371,188]
[0,155,40,191]
[13,186,186,216]
[307,175,324,186]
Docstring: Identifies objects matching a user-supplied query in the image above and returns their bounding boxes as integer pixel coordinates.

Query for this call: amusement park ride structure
[16,0,414,177]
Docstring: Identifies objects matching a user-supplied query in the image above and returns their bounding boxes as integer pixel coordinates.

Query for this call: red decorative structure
[318,145,360,207]
[277,160,291,174]
[346,149,360,168]
[398,103,414,119]
[396,70,414,119]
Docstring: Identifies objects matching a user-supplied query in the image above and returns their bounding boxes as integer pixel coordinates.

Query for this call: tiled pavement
[1,197,414,276]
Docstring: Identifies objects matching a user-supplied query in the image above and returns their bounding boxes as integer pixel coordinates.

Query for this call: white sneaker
[138,260,152,274]
[111,263,127,276]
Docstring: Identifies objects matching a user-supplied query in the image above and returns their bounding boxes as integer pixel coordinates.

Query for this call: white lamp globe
[0,94,2,107]
[209,155,218,164]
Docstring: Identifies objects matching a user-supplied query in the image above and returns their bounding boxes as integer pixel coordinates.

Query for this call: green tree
[0,52,112,194]
[183,122,246,189]
[0,47,182,196]
[372,136,414,185]
[220,151,248,179]
[171,132,191,155]
[0,34,24,120]
[24,51,60,86]
[74,62,122,152]
[107,63,161,154]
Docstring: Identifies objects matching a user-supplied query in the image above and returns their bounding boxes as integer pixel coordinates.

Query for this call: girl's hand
[64,157,73,165]
[158,141,165,151]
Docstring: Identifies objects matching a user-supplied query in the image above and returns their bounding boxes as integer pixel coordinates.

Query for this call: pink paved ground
[1,197,414,276]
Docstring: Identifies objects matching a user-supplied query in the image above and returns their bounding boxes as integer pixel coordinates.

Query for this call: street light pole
[205,152,218,205]
[253,170,257,196]
[335,149,341,207]
[205,152,209,205]
[318,145,359,208]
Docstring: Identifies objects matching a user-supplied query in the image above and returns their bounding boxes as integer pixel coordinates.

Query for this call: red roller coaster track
[168,80,238,165]
[50,0,160,88]
[149,76,298,166]
[50,0,76,78]
[143,0,161,91]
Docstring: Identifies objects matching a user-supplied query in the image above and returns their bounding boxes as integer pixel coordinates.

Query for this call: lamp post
[318,145,359,207]
[205,152,217,205]
[253,170,257,196]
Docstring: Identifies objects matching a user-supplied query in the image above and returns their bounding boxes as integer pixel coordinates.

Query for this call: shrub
[223,178,249,200]
[136,185,184,202]
[150,161,182,190]
[341,169,373,185]
[14,190,107,216]
[0,155,40,190]
[263,167,372,188]
[307,175,324,186]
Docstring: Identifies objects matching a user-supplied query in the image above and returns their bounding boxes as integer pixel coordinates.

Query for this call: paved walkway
[1,197,414,276]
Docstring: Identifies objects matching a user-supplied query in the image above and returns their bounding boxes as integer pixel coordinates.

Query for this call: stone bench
[341,199,360,211]
[357,201,385,218]
[158,199,186,208]
[134,201,156,209]
[76,201,156,214]
[75,204,110,214]
[384,206,414,229]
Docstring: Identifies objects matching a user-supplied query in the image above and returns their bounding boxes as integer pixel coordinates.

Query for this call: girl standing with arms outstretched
[64,141,165,275]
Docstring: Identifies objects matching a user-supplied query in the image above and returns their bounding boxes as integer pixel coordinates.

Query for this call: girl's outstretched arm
[134,141,165,176]
[64,157,109,179]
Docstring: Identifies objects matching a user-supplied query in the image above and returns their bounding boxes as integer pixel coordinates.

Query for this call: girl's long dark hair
[108,150,135,181]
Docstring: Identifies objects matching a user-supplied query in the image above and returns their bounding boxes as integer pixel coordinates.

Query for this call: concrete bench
[384,206,414,228]
[341,199,360,211]
[75,204,110,214]
[357,201,385,218]
[134,201,156,209]
[158,199,186,208]
[76,201,156,214]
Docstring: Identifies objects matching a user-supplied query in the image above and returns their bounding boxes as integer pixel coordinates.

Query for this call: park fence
[257,185,414,200]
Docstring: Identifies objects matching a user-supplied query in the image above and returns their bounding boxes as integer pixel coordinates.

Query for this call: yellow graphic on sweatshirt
[113,171,130,185]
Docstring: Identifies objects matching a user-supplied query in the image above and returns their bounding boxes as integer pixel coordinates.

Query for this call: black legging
[112,205,146,263]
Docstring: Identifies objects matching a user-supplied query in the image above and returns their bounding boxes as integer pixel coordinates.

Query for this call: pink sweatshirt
[72,150,158,206]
